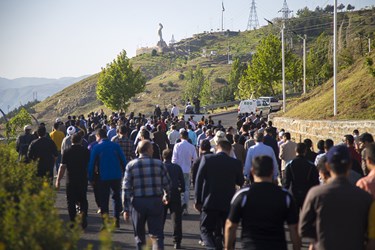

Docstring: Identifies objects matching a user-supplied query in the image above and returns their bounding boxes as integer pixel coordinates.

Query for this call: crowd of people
[15,107,375,250]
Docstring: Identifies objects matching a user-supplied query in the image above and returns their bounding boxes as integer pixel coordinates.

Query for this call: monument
[136,23,170,56]
[157,23,168,49]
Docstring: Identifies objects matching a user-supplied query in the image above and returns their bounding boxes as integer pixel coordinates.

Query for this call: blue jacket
[88,139,127,181]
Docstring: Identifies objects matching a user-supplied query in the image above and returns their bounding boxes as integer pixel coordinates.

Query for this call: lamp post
[293,31,307,94]
[265,18,286,112]
[333,0,337,116]
[281,22,286,112]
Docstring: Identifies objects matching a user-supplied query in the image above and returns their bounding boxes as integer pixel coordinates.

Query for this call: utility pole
[282,22,286,113]
[333,0,337,116]
[227,41,230,64]
[369,37,371,54]
[303,34,306,94]
[221,2,225,32]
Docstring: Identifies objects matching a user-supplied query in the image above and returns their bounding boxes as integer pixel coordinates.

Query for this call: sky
[0,0,373,79]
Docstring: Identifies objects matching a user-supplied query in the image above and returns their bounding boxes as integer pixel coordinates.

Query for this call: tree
[346,4,355,11]
[337,3,345,11]
[183,66,205,102]
[306,33,333,87]
[229,58,247,100]
[97,50,146,111]
[5,107,32,139]
[324,4,334,13]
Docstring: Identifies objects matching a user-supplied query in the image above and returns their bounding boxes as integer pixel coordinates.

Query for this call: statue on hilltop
[158,23,164,42]
[157,23,167,49]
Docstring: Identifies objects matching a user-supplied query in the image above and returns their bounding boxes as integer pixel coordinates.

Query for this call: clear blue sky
[0,0,372,79]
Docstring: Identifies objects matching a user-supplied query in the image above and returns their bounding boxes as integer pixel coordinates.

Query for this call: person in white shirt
[168,125,180,148]
[171,104,179,118]
[244,132,279,183]
[172,130,198,214]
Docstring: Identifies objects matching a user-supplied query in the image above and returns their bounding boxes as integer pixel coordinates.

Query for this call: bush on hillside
[0,143,81,250]
[178,74,185,80]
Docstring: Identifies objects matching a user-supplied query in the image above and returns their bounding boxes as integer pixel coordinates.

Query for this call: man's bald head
[138,140,153,155]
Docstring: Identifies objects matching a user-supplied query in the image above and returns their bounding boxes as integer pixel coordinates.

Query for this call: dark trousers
[131,197,165,250]
[163,196,182,243]
[200,209,228,250]
[98,179,122,219]
[66,182,88,221]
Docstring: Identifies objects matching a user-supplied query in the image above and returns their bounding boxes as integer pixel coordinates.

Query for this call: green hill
[30,7,375,124]
[283,54,375,120]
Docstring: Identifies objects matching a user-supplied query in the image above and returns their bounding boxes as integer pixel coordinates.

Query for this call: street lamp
[333,0,337,116]
[292,31,307,94]
[265,18,286,112]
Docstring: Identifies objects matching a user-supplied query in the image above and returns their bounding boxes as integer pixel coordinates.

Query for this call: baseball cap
[55,117,62,123]
[67,126,76,135]
[24,124,32,131]
[326,145,351,165]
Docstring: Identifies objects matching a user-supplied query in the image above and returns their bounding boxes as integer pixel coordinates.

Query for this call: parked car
[238,99,271,118]
[259,96,282,112]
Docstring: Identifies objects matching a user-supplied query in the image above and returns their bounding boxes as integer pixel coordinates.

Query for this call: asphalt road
[55,111,309,249]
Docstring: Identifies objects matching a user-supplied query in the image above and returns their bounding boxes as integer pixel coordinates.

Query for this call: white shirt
[171,106,179,117]
[172,139,197,173]
[168,130,180,145]
[243,142,279,180]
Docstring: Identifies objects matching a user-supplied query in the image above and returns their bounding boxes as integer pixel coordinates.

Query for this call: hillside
[283,53,375,120]
[29,8,375,124]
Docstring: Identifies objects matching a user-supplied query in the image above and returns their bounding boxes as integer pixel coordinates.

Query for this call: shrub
[0,144,81,249]
[167,81,174,87]
[151,49,158,56]
[159,83,164,87]
[178,74,185,80]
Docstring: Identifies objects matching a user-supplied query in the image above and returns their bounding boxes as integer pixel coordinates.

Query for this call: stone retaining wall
[272,117,375,145]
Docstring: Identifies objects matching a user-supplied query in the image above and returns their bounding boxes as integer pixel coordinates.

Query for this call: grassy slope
[30,9,375,123]
[284,54,375,120]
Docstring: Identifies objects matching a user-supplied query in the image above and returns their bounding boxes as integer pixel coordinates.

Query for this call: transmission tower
[247,0,259,30]
[279,0,293,20]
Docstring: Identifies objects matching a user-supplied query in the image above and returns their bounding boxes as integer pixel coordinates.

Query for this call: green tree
[97,50,146,111]
[183,66,205,102]
[199,78,212,106]
[306,32,333,87]
[229,58,247,100]
[5,107,32,139]
[238,34,282,98]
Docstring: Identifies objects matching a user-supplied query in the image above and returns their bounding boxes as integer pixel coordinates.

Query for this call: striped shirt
[122,155,171,212]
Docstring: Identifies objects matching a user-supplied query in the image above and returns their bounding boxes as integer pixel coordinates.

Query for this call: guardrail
[202,100,240,113]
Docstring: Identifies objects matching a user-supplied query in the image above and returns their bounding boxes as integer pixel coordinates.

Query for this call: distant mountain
[0,76,90,113]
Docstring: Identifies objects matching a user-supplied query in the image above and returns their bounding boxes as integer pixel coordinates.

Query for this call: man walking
[244,132,279,183]
[299,145,373,250]
[50,122,65,175]
[194,140,244,249]
[172,130,197,215]
[282,143,320,210]
[122,140,171,250]
[88,128,127,228]
[112,125,136,161]
[162,149,185,249]
[279,132,297,178]
[55,133,90,228]
[225,155,300,250]
[28,125,58,179]
[16,124,35,162]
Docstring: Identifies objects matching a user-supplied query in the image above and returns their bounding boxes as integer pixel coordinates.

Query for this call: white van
[238,99,271,117]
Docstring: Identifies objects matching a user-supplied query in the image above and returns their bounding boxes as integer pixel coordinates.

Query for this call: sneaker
[174,243,181,249]
[198,240,205,246]
[96,208,101,214]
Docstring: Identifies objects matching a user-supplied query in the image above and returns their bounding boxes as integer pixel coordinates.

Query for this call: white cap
[67,126,76,135]
[279,131,285,137]
[213,131,227,144]
[24,124,32,131]
[55,117,61,123]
